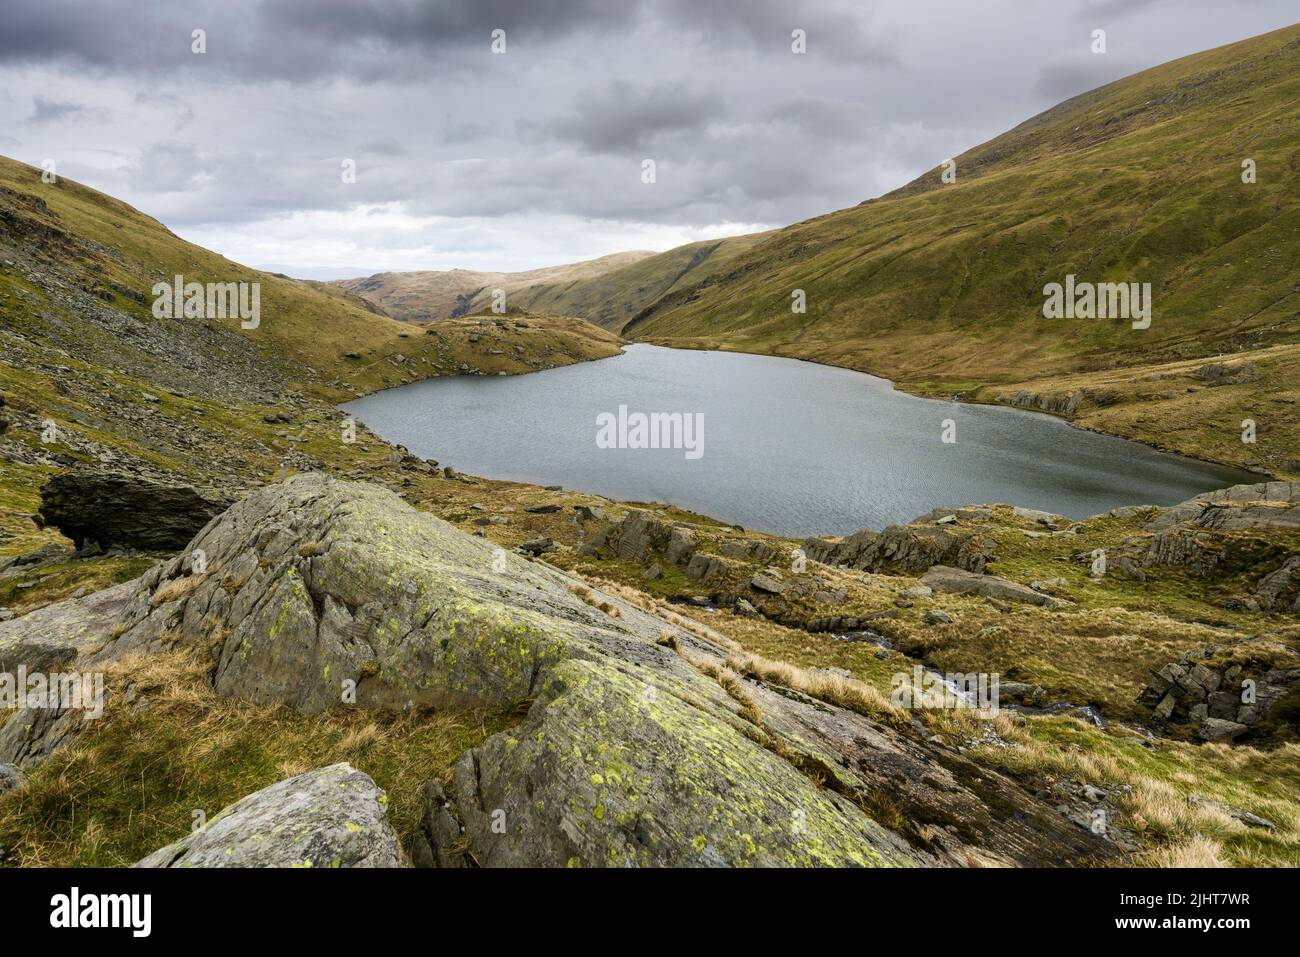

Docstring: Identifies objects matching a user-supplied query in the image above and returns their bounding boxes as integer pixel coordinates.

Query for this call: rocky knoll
[39,470,237,551]
[920,566,1068,610]
[1,474,1113,867]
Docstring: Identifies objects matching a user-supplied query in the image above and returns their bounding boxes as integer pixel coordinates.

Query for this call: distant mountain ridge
[336,250,657,322]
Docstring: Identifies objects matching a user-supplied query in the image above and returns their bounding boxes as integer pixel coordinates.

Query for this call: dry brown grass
[1139,835,1230,868]
[150,574,204,606]
[567,581,621,618]
[724,648,904,722]
[716,666,765,726]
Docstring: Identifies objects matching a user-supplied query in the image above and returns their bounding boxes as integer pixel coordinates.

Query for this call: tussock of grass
[1139,836,1229,868]
[716,666,765,727]
[724,648,904,723]
[150,574,203,606]
[567,581,621,618]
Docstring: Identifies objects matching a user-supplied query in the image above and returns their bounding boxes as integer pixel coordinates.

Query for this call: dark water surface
[342,344,1256,537]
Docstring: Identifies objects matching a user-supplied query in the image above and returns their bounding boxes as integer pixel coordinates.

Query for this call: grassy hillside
[337,250,656,322]
[616,23,1300,471]
[0,156,622,403]
[0,152,622,601]
[455,232,772,333]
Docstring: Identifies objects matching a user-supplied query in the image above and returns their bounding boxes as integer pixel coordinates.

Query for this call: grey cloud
[0,0,895,82]
[1075,0,1172,21]
[29,95,109,123]
[761,97,875,141]
[360,138,406,157]
[1035,53,1142,101]
[544,81,725,153]
[0,0,639,82]
[655,0,900,66]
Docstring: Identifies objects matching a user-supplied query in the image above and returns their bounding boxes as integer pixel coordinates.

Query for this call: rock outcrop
[803,522,993,575]
[1097,483,1300,602]
[1,474,1114,867]
[1139,639,1300,742]
[920,566,1068,609]
[585,509,699,564]
[135,764,402,868]
[1255,557,1300,614]
[1146,481,1300,532]
[39,470,237,550]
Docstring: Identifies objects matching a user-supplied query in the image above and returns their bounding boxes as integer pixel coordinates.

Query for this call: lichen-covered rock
[1198,718,1248,742]
[134,764,401,868]
[1141,528,1222,576]
[0,581,138,768]
[590,510,677,562]
[0,580,135,675]
[1139,637,1300,742]
[1255,557,1300,614]
[6,475,1115,867]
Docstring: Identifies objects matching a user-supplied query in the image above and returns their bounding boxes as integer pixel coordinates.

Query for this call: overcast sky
[1,0,1295,279]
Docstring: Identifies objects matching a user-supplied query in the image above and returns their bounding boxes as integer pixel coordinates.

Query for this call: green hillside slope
[458,232,772,333]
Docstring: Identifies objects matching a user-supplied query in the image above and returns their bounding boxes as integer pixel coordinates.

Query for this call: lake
[342,344,1257,537]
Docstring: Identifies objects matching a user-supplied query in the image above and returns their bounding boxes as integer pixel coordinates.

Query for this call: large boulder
[134,764,402,868]
[1255,557,1300,613]
[39,471,236,550]
[586,509,698,564]
[920,566,1068,609]
[4,474,1114,867]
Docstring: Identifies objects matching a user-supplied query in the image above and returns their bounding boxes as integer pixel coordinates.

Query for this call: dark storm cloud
[0,0,638,81]
[0,0,1295,276]
[0,0,892,82]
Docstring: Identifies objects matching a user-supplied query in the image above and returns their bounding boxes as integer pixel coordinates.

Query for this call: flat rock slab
[921,565,1067,609]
